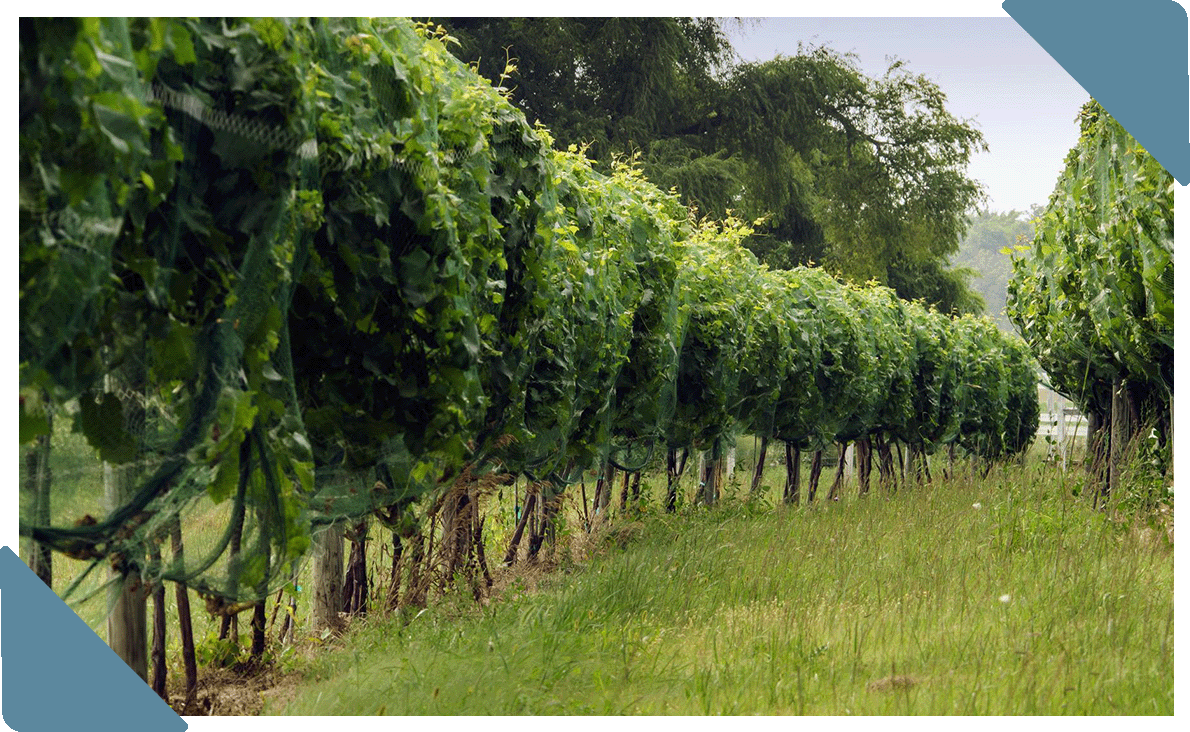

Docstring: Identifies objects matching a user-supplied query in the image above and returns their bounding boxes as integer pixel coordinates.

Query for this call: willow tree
[437,18,733,163]
[439,19,987,314]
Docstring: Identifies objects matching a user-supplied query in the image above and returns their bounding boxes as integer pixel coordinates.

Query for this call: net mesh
[19,18,694,627]
[19,18,1042,641]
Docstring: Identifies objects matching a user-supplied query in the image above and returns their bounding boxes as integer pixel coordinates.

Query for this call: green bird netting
[20,18,1043,638]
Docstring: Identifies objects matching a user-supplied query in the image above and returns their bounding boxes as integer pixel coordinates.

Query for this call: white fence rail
[1037,406,1087,471]
[1037,408,1088,439]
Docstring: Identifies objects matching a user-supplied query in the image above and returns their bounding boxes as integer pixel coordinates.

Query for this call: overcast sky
[723,16,1092,216]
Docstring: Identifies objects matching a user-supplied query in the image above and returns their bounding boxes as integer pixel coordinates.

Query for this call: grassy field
[265,451,1174,715]
[19,426,1173,714]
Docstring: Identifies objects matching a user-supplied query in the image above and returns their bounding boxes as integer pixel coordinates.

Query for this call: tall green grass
[270,455,1173,715]
[22,428,1172,714]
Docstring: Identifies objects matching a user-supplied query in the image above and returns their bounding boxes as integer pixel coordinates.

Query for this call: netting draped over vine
[20,18,560,607]
[1008,100,1173,419]
[20,18,1040,616]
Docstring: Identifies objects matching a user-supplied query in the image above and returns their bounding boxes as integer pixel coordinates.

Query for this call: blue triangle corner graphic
[1003,0,1190,184]
[0,546,187,732]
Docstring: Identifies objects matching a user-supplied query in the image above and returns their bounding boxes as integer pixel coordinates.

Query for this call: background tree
[950,207,1042,331]
[438,18,988,314]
